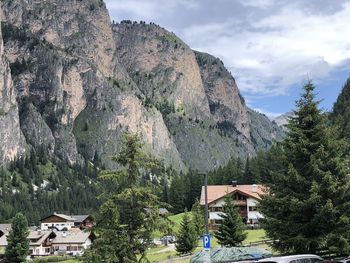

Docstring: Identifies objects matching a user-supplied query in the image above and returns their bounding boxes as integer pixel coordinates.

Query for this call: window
[233,193,246,200]
[214,219,223,225]
[249,206,257,211]
[45,248,50,253]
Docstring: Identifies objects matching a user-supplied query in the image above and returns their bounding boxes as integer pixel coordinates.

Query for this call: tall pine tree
[191,199,205,238]
[176,211,198,254]
[260,81,350,254]
[5,213,29,263]
[84,133,169,262]
[214,195,246,247]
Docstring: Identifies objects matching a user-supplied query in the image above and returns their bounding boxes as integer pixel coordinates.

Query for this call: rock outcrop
[0,0,284,171]
[0,6,26,165]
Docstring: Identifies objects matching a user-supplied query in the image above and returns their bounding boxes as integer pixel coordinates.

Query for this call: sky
[105,0,350,118]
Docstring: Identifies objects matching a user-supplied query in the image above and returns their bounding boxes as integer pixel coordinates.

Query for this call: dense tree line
[0,148,100,224]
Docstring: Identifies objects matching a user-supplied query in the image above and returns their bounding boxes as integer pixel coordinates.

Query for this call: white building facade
[200,184,265,229]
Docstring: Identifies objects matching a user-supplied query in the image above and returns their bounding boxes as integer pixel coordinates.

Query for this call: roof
[71,215,90,223]
[28,230,55,246]
[52,229,91,244]
[0,224,11,234]
[0,224,11,247]
[200,184,266,205]
[41,213,76,222]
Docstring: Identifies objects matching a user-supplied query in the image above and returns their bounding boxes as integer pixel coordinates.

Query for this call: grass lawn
[244,229,267,244]
[168,212,185,234]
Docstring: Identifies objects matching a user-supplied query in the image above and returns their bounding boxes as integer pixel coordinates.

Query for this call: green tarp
[190,246,272,263]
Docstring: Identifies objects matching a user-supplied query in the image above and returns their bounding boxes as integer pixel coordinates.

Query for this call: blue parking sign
[203,234,210,249]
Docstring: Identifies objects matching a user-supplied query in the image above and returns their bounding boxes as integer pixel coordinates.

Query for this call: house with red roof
[200,182,266,229]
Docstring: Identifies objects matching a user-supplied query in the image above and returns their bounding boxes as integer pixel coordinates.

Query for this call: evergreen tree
[83,200,132,263]
[260,81,350,254]
[331,77,350,139]
[191,199,205,238]
[176,211,198,254]
[168,175,185,214]
[214,195,246,247]
[5,213,29,263]
[85,133,169,262]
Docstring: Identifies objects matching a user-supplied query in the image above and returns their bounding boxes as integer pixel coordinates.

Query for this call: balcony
[233,200,247,206]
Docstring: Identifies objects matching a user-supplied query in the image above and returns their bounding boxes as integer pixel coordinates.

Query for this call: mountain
[272,111,294,128]
[0,0,284,172]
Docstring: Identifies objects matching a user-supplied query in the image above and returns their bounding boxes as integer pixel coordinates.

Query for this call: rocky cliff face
[0,6,26,164]
[0,0,284,171]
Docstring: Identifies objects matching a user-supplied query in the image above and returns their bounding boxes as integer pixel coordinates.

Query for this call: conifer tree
[5,213,29,263]
[176,211,198,254]
[191,199,205,238]
[214,195,246,247]
[84,133,169,262]
[260,81,350,254]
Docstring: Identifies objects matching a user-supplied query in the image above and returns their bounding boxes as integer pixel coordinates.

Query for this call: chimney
[231,181,237,187]
[252,184,257,193]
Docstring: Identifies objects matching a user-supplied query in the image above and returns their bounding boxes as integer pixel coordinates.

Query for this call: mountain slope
[0,9,26,164]
[0,1,284,171]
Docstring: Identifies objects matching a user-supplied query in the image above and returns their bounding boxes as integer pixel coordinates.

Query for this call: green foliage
[31,256,75,262]
[260,81,350,255]
[331,77,350,140]
[84,133,170,262]
[0,149,100,224]
[214,195,246,247]
[191,199,205,238]
[168,171,203,214]
[5,213,29,263]
[175,211,197,254]
[208,144,286,185]
[83,200,132,263]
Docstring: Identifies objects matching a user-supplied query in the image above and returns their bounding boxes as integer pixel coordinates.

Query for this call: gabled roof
[52,229,91,244]
[0,224,11,247]
[200,184,266,205]
[28,230,56,246]
[0,224,11,234]
[41,213,76,222]
[71,215,90,223]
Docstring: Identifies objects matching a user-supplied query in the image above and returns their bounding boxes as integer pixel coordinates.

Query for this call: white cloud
[105,0,199,21]
[180,2,350,97]
[252,108,283,119]
[237,0,276,9]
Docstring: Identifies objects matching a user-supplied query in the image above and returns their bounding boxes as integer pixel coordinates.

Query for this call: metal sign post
[202,172,211,263]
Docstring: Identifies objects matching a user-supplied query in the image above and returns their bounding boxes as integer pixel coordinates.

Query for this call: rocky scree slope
[0,0,283,172]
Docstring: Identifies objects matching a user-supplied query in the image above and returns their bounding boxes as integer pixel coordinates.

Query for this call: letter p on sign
[203,234,210,249]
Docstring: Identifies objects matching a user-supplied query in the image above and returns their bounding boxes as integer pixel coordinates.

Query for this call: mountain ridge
[0,0,284,171]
